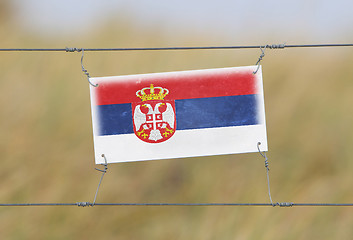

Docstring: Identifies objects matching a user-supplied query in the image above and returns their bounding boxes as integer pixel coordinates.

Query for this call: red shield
[132,100,176,143]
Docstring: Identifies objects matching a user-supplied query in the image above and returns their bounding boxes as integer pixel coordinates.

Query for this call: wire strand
[0,43,353,52]
[0,202,353,207]
[92,154,108,205]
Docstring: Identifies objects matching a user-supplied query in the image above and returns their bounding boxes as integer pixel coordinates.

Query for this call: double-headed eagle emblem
[132,84,176,143]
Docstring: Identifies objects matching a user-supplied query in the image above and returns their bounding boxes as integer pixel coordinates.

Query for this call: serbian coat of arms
[132,84,176,143]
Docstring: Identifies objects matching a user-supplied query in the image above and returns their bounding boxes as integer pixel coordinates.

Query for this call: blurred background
[1,0,353,239]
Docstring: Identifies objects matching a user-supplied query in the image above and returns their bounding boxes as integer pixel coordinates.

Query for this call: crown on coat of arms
[136,84,169,101]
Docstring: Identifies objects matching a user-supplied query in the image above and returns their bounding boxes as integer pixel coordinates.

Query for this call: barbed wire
[0,202,353,207]
[0,43,352,52]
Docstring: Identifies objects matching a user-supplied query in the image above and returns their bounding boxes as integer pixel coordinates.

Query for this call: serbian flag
[90,66,267,164]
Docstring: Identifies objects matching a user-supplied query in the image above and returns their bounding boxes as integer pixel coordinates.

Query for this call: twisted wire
[0,202,352,207]
[80,49,98,87]
[257,142,274,205]
[92,154,108,206]
[0,43,352,52]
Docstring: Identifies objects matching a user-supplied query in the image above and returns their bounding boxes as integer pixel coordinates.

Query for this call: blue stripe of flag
[175,95,258,130]
[97,103,133,135]
[96,94,259,136]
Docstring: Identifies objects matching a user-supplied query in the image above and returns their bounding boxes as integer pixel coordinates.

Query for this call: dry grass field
[1,10,353,240]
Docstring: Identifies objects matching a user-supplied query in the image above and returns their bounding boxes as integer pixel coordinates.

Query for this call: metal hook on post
[92,154,108,206]
[253,45,267,74]
[80,49,98,87]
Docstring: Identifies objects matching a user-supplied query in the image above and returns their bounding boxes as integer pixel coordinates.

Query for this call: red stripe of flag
[93,68,257,106]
